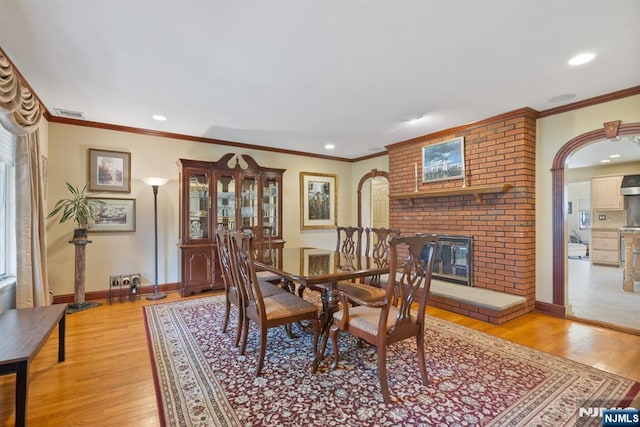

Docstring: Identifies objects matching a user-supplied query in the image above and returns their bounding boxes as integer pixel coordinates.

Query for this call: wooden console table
[0,304,67,427]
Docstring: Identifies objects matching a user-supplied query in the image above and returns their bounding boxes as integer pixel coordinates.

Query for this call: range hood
[620,174,640,196]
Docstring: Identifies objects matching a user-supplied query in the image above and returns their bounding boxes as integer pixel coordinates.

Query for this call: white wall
[535,94,640,303]
[46,123,381,297]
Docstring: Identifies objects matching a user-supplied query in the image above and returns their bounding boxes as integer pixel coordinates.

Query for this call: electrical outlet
[109,275,121,288]
[121,276,130,287]
[130,274,141,286]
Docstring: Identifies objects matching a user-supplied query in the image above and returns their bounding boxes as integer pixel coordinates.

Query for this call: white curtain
[0,48,48,308]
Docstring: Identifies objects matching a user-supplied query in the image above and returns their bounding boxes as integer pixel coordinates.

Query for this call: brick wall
[387,108,537,322]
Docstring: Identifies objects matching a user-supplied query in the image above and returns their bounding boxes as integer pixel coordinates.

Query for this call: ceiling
[1,1,639,161]
[567,135,640,169]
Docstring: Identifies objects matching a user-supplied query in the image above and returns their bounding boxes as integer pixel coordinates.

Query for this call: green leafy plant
[47,182,105,228]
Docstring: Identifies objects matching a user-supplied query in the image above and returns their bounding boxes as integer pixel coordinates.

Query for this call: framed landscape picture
[88,149,131,192]
[422,137,465,183]
[300,172,337,229]
[89,198,136,232]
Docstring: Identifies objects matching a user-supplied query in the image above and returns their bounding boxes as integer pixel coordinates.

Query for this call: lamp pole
[143,177,169,300]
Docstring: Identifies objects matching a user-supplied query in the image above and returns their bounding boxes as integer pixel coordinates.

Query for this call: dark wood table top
[255,247,389,286]
[0,304,67,365]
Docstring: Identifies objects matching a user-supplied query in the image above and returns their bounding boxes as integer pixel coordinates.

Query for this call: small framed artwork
[422,137,465,183]
[300,172,337,229]
[89,198,136,232]
[88,149,131,192]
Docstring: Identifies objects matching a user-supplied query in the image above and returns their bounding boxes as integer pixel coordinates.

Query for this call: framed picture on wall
[300,172,337,229]
[89,198,136,232]
[422,137,465,183]
[88,149,131,192]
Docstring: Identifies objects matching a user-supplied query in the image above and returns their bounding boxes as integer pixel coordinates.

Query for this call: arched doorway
[357,169,389,228]
[551,122,640,311]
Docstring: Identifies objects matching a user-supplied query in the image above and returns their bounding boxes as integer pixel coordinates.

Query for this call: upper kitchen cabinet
[177,154,285,296]
[591,175,624,211]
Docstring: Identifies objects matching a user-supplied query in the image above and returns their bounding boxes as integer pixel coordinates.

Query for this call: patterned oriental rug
[143,296,639,426]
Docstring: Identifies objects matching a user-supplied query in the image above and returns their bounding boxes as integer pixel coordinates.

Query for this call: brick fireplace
[387,108,536,324]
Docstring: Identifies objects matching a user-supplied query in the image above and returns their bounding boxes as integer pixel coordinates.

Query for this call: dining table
[254,246,390,372]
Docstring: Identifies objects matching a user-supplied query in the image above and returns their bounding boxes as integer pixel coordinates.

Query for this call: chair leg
[377,345,391,404]
[329,324,340,369]
[234,306,243,347]
[239,317,249,355]
[416,335,429,385]
[222,299,231,333]
[255,328,268,376]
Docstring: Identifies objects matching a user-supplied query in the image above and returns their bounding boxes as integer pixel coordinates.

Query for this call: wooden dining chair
[329,233,439,403]
[307,226,386,302]
[362,227,401,286]
[215,228,244,346]
[228,231,320,376]
[241,225,281,282]
[216,228,286,348]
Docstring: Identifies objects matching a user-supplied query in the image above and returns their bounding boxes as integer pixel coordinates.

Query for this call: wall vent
[53,108,85,119]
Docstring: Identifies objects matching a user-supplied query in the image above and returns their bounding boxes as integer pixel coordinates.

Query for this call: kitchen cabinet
[177,153,285,296]
[591,176,624,211]
[590,229,620,266]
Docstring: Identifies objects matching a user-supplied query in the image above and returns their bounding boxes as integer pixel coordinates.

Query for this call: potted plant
[47,182,104,240]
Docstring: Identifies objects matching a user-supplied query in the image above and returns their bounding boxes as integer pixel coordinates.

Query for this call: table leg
[15,361,27,427]
[58,311,66,362]
[310,282,339,373]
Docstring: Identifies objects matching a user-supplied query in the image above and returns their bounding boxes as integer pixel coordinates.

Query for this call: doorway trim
[357,169,389,227]
[551,122,640,312]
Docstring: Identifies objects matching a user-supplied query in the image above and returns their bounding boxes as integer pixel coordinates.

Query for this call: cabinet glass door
[188,173,209,240]
[217,174,236,230]
[240,176,258,229]
[263,177,279,236]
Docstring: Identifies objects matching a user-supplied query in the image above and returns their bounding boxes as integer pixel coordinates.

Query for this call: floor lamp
[143,177,169,300]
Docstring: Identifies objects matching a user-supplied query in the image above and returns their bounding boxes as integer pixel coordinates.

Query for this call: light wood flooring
[1,291,639,426]
[568,258,640,333]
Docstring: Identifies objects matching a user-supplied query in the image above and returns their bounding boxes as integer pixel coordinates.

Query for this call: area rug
[144,296,639,426]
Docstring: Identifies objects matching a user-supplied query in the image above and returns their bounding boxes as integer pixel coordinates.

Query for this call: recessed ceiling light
[609,154,620,158]
[568,53,596,66]
[152,115,167,121]
[600,159,611,163]
[324,143,335,150]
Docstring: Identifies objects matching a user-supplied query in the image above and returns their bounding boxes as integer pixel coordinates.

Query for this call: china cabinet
[177,153,285,296]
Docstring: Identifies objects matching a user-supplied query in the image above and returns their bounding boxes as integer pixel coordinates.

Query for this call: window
[0,125,16,280]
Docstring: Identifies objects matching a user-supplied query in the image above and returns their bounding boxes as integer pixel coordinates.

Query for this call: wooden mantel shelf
[389,184,512,205]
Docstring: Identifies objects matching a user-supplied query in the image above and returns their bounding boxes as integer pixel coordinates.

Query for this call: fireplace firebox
[422,235,473,286]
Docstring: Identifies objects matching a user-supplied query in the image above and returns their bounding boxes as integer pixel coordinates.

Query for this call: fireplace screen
[423,235,473,286]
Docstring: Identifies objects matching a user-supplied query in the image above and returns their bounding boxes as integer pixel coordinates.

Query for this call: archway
[357,169,389,228]
[551,122,640,311]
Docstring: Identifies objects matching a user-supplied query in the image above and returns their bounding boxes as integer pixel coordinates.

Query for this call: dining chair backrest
[215,228,243,343]
[241,225,274,264]
[228,231,264,320]
[384,233,438,325]
[364,227,400,262]
[336,226,363,256]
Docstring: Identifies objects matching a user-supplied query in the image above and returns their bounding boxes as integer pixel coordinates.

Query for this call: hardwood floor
[1,291,639,426]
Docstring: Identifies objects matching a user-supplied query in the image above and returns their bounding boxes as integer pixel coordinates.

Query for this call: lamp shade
[142,177,169,187]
